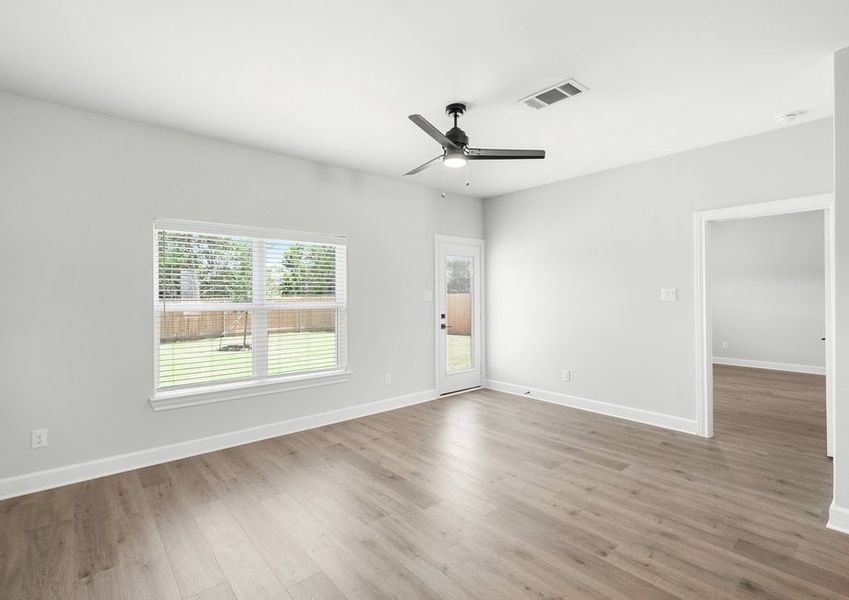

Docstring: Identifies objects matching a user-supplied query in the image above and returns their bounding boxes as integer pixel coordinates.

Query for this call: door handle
[440,324,453,330]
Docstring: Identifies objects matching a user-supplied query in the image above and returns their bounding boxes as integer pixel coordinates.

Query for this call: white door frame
[693,193,836,457]
[434,234,486,395]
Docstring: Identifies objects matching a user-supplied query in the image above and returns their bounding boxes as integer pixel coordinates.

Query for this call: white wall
[832,46,849,533]
[710,211,825,371]
[485,118,833,431]
[0,92,483,482]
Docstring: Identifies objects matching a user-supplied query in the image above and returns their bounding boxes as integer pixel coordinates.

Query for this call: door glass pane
[446,255,473,372]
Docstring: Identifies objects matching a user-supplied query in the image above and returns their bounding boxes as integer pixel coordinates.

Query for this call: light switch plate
[423,291,433,302]
[660,288,677,302]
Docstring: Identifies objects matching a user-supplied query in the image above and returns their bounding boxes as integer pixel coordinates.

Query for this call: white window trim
[150,369,352,411]
[153,217,346,245]
[151,218,349,410]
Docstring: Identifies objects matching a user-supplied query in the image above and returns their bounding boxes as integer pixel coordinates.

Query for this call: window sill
[149,369,352,411]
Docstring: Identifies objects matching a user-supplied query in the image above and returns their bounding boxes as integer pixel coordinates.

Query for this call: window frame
[151,218,350,411]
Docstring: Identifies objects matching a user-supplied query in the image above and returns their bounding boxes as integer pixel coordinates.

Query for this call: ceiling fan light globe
[443,152,467,168]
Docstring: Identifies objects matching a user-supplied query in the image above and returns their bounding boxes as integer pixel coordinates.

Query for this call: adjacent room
[709,209,833,534]
[2,2,849,599]
[710,210,831,453]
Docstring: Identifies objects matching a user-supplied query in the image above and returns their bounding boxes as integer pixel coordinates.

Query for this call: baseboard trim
[486,379,699,435]
[828,502,849,536]
[712,356,825,375]
[0,389,436,501]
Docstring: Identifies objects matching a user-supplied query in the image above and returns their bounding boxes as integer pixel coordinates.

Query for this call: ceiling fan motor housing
[446,126,468,147]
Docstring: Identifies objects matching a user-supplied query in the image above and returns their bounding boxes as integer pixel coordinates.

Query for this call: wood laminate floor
[1,365,847,599]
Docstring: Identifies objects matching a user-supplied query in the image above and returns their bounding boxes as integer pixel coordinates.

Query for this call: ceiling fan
[404,103,545,176]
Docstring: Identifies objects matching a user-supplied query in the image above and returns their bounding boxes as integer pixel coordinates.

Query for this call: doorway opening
[694,194,834,451]
[694,194,838,528]
[713,208,830,470]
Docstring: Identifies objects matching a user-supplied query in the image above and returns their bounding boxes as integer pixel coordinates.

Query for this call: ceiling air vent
[519,78,588,110]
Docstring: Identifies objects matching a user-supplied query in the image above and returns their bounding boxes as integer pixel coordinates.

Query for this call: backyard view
[155,229,470,388]
[446,254,473,372]
[447,334,471,372]
[159,330,336,387]
[160,331,466,386]
[156,229,341,389]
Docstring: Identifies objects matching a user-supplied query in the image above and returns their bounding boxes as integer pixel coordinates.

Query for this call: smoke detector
[519,78,589,110]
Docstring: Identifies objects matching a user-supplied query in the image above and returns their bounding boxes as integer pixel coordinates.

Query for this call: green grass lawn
[447,334,472,372]
[159,330,337,387]
[159,331,473,387]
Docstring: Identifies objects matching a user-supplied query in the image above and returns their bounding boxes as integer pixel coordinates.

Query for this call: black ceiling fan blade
[408,114,458,149]
[465,148,546,160]
[403,155,442,176]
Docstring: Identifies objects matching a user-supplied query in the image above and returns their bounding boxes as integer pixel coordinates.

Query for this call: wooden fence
[447,293,471,335]
[159,306,336,342]
[159,293,472,341]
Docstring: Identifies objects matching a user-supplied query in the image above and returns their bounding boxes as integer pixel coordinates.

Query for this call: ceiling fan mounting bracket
[445,103,466,117]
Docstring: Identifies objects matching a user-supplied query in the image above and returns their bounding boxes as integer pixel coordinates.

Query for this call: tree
[157,231,253,349]
[157,232,252,302]
[446,257,471,293]
[270,243,336,298]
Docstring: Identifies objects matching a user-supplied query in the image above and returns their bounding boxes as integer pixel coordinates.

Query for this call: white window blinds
[153,219,347,393]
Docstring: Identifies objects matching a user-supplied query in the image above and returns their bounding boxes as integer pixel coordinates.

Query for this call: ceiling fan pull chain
[465,161,470,187]
[441,160,446,198]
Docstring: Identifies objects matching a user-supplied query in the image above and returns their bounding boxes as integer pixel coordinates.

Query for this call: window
[152,219,348,407]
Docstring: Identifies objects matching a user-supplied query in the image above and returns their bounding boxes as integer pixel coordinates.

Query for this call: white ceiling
[1,1,848,198]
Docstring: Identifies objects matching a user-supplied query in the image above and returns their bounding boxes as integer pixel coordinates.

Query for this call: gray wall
[484,118,833,424]
[710,211,825,370]
[0,92,483,480]
[834,46,849,528]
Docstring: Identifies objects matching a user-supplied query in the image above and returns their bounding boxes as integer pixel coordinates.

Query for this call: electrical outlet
[721,340,729,350]
[562,370,571,382]
[31,429,48,449]
[385,373,391,385]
